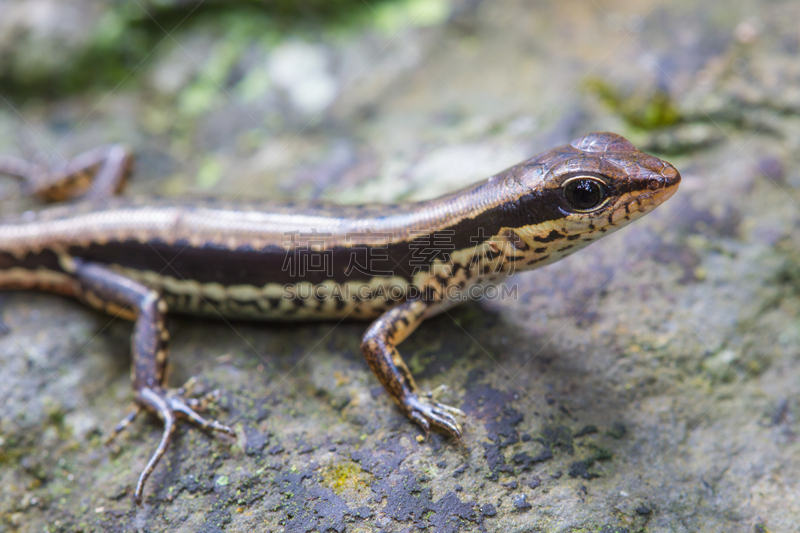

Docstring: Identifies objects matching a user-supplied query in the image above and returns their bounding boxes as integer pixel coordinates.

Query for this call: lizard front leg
[73,261,235,504]
[361,299,464,438]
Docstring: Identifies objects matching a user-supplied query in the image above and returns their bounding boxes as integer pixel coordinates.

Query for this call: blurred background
[0,1,798,531]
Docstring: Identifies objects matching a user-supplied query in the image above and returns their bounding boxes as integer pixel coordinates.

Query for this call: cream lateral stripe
[0,267,74,289]
[0,207,429,251]
[57,251,77,273]
[114,266,287,300]
[117,264,412,301]
[0,182,534,253]
[108,242,506,319]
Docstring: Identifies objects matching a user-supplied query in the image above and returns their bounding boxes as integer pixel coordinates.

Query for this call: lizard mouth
[637,160,681,207]
[662,161,681,186]
[610,162,681,226]
[656,163,681,203]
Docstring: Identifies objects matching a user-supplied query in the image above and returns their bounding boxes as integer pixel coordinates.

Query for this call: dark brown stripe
[66,187,570,287]
[0,249,64,272]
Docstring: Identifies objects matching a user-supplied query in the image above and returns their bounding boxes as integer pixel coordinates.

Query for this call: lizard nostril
[660,164,681,186]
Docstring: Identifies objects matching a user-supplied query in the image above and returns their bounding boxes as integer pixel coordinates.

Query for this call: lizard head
[507,131,680,263]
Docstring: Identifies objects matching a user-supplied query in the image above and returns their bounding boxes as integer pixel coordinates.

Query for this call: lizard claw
[127,385,235,504]
[403,394,464,439]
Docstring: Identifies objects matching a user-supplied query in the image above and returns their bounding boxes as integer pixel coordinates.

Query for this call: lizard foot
[108,383,235,504]
[403,393,464,439]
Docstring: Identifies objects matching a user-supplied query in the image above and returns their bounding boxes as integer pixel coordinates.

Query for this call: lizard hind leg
[0,144,133,202]
[73,261,235,504]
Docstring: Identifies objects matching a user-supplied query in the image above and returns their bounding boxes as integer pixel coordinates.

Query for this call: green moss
[47,407,73,440]
[372,0,451,33]
[0,434,30,466]
[1,0,408,101]
[320,460,370,494]
[585,442,613,462]
[195,156,225,189]
[540,425,574,454]
[47,408,65,427]
[584,78,681,130]
[406,340,441,375]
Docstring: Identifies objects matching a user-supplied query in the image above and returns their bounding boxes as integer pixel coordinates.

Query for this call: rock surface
[0,0,799,531]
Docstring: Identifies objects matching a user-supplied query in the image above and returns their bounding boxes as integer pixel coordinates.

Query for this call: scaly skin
[0,131,680,503]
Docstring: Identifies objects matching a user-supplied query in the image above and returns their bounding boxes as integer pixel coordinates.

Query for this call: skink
[0,131,680,503]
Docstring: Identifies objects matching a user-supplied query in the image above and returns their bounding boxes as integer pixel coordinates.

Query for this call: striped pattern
[0,132,680,319]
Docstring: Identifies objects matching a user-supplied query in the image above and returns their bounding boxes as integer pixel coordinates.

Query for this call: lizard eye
[563,177,608,212]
